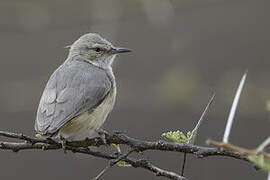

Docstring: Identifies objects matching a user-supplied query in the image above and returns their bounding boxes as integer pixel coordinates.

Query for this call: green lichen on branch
[162,130,191,144]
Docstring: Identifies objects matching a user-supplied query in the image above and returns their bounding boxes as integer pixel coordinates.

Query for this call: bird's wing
[35,60,112,135]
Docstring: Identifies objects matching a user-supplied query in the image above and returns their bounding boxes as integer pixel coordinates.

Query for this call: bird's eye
[95,48,101,52]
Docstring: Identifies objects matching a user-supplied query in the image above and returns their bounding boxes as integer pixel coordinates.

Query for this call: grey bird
[35,33,131,141]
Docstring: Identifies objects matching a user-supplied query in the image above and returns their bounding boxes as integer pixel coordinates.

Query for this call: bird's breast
[59,85,116,141]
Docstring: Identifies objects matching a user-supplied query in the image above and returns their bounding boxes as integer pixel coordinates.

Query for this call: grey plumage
[35,59,112,135]
[34,33,130,141]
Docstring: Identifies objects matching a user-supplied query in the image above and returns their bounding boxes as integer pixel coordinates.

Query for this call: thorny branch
[0,130,249,180]
[93,149,135,180]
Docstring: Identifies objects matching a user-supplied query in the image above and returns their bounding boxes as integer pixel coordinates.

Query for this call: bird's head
[68,33,131,69]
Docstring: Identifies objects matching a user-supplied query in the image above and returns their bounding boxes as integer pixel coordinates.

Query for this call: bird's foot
[96,129,108,145]
[60,136,68,153]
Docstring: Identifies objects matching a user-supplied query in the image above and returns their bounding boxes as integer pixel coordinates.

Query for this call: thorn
[223,71,247,143]
[256,136,270,152]
[188,92,215,144]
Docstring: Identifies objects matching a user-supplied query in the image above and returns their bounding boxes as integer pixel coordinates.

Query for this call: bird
[34,33,131,142]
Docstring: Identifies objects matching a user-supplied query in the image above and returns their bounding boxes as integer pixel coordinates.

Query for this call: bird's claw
[60,137,68,153]
[96,129,108,145]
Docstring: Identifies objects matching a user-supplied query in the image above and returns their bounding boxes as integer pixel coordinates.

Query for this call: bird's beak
[110,47,132,54]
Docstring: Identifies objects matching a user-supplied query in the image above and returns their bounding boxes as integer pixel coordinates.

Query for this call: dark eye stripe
[87,47,104,53]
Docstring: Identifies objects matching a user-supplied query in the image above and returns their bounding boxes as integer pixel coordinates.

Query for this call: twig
[93,164,110,180]
[206,139,270,159]
[223,71,247,143]
[178,93,215,176]
[65,145,187,180]
[0,131,49,144]
[93,149,135,180]
[181,153,187,176]
[128,159,187,180]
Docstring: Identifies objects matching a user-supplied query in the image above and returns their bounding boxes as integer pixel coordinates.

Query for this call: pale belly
[58,87,116,141]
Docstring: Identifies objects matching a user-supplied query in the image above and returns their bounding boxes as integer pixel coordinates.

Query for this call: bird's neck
[66,54,116,71]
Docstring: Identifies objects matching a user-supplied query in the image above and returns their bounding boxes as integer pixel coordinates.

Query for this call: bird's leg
[96,129,108,145]
[60,136,68,153]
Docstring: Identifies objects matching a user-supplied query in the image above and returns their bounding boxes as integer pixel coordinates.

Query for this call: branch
[127,159,187,180]
[0,130,249,180]
[0,130,248,161]
[111,132,248,161]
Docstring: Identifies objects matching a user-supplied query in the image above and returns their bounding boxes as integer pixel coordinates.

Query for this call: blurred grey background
[0,0,269,179]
